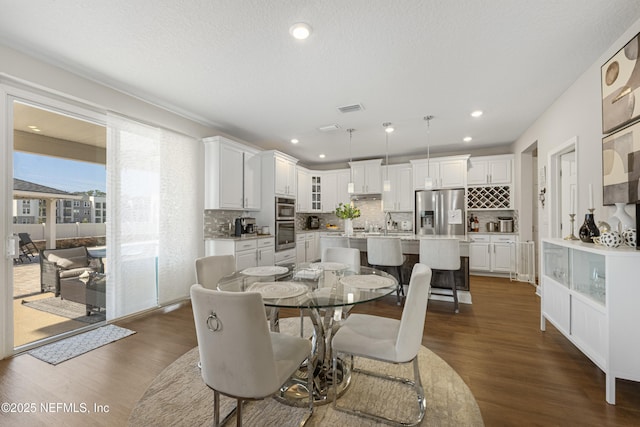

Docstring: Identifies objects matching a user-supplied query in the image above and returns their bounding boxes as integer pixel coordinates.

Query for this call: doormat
[28,325,135,365]
[22,297,105,324]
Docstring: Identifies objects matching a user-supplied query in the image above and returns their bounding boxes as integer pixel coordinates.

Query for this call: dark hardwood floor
[1,275,639,426]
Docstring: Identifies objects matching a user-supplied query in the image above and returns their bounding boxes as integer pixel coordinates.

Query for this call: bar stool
[319,236,350,260]
[419,238,460,313]
[366,237,405,305]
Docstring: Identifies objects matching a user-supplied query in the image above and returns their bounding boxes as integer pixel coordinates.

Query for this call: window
[96,202,102,208]
[84,201,91,207]
[73,201,80,207]
[21,202,31,215]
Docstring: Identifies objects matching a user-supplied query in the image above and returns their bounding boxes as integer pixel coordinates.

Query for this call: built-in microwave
[276,197,296,220]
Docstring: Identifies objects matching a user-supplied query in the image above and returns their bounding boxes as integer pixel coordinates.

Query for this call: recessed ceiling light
[463,136,472,142]
[289,22,312,40]
[32,128,41,132]
[291,138,299,144]
[471,110,483,118]
[28,125,38,129]
[383,122,394,133]
[319,154,325,158]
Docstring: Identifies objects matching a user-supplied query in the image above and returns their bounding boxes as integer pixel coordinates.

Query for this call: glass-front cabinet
[540,238,640,405]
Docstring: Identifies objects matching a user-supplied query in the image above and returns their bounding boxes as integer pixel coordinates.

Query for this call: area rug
[128,318,483,426]
[22,297,106,324]
[28,324,135,365]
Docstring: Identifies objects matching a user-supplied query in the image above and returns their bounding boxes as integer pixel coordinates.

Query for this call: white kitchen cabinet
[322,172,338,213]
[297,167,311,213]
[491,235,516,272]
[204,136,261,210]
[243,150,261,210]
[468,234,516,274]
[205,237,275,271]
[382,164,413,212]
[296,232,319,263]
[467,155,513,186]
[257,237,275,266]
[350,159,382,194]
[540,238,640,404]
[274,153,297,197]
[297,168,322,213]
[335,169,352,208]
[468,234,491,271]
[411,155,469,190]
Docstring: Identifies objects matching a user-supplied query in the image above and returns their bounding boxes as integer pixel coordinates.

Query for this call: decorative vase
[344,218,353,236]
[579,212,600,243]
[623,229,637,247]
[607,202,635,233]
[600,231,623,248]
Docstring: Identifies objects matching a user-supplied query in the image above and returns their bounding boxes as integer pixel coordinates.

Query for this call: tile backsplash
[296,200,413,231]
[204,209,245,238]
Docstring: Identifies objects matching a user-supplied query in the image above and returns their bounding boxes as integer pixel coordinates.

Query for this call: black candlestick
[579,209,600,243]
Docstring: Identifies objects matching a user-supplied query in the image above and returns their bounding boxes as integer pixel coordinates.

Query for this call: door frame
[547,136,579,239]
[1,77,105,358]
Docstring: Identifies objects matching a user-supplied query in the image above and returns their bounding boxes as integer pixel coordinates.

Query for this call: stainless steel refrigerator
[415,188,466,236]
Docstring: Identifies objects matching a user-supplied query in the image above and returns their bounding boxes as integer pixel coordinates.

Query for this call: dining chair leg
[450,270,459,313]
[214,390,220,427]
[396,266,404,305]
[236,398,243,427]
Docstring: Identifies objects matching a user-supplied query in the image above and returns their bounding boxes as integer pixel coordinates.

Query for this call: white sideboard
[540,238,640,404]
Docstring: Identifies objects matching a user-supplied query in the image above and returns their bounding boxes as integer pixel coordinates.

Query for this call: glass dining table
[217,261,398,406]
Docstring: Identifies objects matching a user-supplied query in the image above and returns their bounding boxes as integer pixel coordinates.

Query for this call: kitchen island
[312,230,471,300]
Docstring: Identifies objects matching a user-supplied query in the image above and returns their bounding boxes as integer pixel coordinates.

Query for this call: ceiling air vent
[318,124,341,132]
[337,103,364,114]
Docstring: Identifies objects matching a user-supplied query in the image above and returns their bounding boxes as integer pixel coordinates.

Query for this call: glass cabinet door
[543,242,570,288]
[571,250,606,306]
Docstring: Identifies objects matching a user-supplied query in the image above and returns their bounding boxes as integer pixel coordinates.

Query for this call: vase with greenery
[335,202,360,236]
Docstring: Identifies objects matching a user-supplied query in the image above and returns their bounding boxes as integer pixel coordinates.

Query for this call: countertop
[205,234,274,241]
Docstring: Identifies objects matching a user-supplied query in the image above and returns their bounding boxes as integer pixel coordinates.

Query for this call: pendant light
[424,115,434,189]
[383,122,394,192]
[347,128,355,194]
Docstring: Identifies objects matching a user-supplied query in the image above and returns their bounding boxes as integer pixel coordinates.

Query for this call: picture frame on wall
[602,120,640,205]
[602,31,640,135]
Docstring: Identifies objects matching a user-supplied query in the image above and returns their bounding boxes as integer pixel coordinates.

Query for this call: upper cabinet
[204,136,261,210]
[296,167,323,213]
[272,152,297,197]
[411,155,469,190]
[350,159,382,194]
[467,155,513,186]
[382,164,413,212]
[334,169,352,210]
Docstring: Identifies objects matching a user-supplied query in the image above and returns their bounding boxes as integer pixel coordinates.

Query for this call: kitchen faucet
[384,212,392,236]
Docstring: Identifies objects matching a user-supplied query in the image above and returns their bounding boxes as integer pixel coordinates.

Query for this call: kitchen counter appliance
[498,217,514,233]
[415,188,466,236]
[234,217,256,236]
[307,215,320,229]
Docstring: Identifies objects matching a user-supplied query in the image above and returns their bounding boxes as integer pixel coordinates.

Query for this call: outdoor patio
[13,252,106,348]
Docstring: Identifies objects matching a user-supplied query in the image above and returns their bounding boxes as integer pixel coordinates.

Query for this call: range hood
[350,193,382,201]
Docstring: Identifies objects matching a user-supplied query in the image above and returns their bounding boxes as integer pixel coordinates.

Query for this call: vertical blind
[106,113,199,319]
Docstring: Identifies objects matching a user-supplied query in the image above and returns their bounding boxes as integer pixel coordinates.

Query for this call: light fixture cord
[348,128,354,182]
[385,131,389,180]
[426,117,431,175]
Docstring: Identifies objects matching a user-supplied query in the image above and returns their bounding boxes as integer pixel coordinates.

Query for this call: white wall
[511,18,640,242]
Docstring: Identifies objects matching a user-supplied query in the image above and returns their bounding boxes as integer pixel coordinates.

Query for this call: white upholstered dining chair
[195,255,235,290]
[331,263,432,426]
[322,247,361,273]
[190,284,314,427]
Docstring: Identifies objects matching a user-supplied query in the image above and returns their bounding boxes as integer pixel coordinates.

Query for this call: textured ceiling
[2,1,640,166]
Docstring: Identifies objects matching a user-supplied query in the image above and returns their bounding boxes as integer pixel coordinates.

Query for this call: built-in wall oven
[275,197,296,251]
[276,197,296,220]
